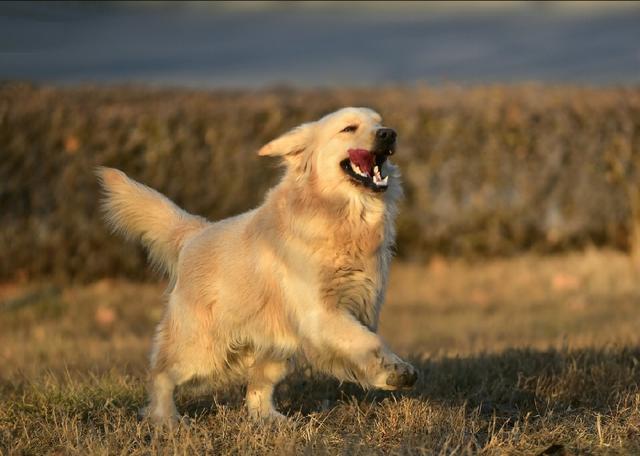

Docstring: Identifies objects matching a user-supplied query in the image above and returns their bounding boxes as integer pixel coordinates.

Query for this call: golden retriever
[97,107,417,423]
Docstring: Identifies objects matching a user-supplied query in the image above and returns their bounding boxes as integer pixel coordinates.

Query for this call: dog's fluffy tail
[96,167,208,279]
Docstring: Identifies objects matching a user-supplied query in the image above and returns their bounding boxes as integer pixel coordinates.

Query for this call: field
[2,250,640,455]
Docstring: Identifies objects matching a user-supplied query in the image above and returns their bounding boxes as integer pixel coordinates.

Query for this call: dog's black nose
[376,128,397,143]
[374,128,397,155]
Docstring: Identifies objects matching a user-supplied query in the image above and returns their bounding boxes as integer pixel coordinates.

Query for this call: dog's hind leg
[245,358,291,420]
[142,310,206,425]
[144,369,180,424]
[144,353,205,425]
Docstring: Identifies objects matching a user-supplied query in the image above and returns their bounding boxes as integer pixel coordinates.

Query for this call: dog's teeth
[351,162,364,176]
[349,161,373,178]
[373,174,388,186]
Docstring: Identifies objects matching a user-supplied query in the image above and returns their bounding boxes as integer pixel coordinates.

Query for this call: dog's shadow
[178,346,640,421]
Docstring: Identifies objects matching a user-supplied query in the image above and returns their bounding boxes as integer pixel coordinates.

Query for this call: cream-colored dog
[97,107,417,423]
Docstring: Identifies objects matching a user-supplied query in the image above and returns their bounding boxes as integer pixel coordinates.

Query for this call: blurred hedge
[1,82,640,282]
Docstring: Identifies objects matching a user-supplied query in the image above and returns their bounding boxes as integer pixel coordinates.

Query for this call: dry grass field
[2,249,639,455]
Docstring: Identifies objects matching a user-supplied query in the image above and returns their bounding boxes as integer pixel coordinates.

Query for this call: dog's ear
[258,122,313,157]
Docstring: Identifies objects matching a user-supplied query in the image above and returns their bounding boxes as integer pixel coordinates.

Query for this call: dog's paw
[384,361,418,389]
[138,406,187,428]
[247,406,288,423]
[265,411,288,422]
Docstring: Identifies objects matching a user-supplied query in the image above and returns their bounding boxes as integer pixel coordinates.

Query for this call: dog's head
[258,107,398,196]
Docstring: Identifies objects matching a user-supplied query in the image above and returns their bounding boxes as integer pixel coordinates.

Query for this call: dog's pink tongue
[348,149,373,175]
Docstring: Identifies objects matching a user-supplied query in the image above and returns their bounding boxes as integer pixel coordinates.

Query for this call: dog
[97,107,417,423]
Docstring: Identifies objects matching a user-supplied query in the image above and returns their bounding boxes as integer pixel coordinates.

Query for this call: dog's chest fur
[321,259,382,328]
[314,201,389,328]
[265,180,396,330]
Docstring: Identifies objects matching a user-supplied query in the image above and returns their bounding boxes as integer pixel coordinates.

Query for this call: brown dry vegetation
[2,250,640,454]
[2,83,640,282]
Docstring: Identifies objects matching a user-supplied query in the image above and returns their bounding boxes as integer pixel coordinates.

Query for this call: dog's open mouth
[340,149,390,192]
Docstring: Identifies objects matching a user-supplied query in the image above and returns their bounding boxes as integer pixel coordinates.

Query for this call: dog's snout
[376,128,397,143]
[374,128,397,156]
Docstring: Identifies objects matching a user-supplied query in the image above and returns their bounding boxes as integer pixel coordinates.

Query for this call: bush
[2,82,640,282]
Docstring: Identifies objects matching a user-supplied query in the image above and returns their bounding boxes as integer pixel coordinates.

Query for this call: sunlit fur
[96,107,416,423]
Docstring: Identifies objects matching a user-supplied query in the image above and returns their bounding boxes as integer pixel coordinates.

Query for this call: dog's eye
[341,125,358,133]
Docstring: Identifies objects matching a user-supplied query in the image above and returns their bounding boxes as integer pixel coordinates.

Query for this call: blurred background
[1,0,640,283]
[2,1,640,86]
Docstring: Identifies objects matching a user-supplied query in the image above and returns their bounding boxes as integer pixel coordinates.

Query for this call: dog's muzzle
[340,128,397,192]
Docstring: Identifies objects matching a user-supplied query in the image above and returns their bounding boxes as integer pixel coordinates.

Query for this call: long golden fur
[97,107,417,422]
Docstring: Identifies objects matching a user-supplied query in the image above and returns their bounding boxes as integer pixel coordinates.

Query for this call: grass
[2,249,640,454]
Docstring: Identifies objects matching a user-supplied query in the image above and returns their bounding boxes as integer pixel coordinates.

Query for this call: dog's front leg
[301,309,417,390]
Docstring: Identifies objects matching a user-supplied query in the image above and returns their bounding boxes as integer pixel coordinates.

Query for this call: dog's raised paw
[385,362,418,389]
